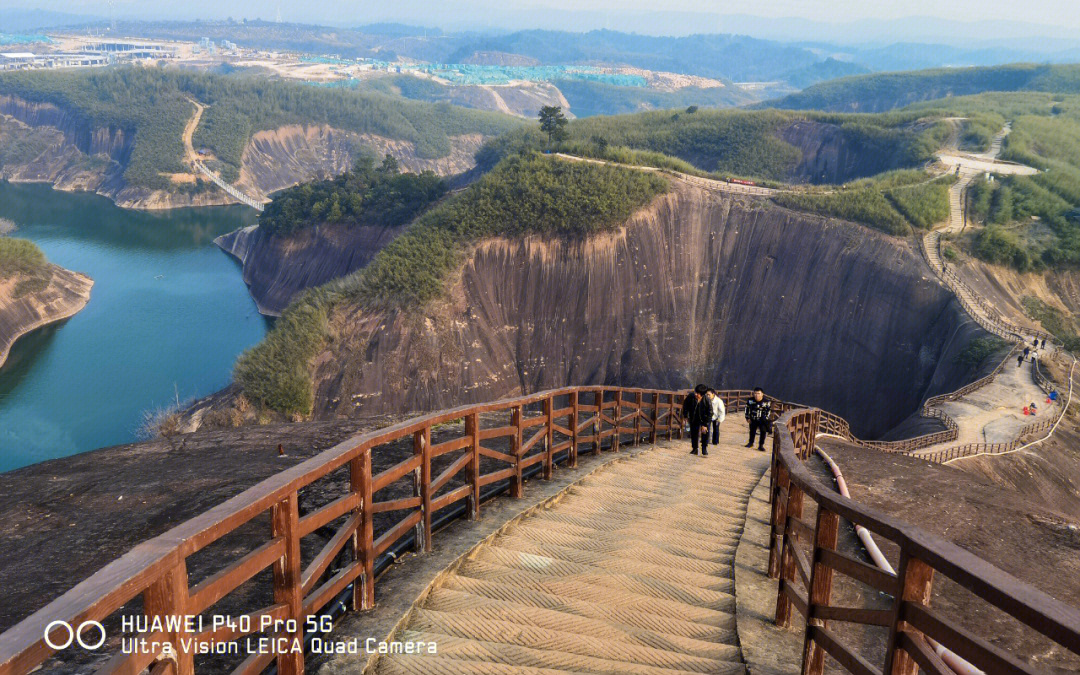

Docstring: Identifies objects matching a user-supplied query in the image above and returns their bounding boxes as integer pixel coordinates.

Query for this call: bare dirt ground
[815,438,1080,672]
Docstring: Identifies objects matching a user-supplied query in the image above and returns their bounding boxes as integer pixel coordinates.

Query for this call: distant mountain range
[10,15,1080,92]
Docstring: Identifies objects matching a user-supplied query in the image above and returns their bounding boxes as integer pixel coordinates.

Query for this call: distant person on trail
[706,389,726,445]
[1030,402,1038,415]
[682,385,715,456]
[1034,337,1039,348]
[1041,339,1047,349]
[1024,346,1031,359]
[1018,353,1025,368]
[745,388,773,451]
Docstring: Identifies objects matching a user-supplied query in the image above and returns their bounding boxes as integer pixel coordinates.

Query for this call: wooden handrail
[3,383,1077,675]
[769,408,1080,675]
[0,385,683,675]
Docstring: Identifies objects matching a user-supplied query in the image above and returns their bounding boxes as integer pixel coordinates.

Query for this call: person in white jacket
[705,389,726,446]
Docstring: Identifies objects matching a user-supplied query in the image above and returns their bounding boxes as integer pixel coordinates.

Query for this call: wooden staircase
[374,434,769,675]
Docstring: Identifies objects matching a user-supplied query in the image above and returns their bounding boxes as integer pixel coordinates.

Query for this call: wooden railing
[0,386,689,675]
[915,354,1075,464]
[3,382,1075,675]
[769,408,1080,675]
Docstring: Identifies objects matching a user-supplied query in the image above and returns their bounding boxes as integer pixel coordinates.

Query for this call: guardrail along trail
[4,388,1080,674]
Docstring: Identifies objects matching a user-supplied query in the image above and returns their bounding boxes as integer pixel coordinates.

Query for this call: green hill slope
[767,63,1080,113]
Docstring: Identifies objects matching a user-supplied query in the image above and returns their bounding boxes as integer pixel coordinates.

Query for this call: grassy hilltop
[767,63,1080,113]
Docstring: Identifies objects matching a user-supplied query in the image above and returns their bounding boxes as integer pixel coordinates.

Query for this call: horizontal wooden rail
[3,379,1075,675]
[0,385,684,675]
[769,408,1080,675]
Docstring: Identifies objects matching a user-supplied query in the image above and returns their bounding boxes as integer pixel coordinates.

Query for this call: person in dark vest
[745,387,772,451]
[681,384,715,456]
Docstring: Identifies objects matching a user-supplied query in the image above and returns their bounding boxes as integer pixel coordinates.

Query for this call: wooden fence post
[802,507,841,675]
[667,394,675,441]
[466,413,480,520]
[884,552,935,675]
[768,462,789,579]
[650,393,659,444]
[775,483,804,629]
[413,426,432,553]
[594,390,602,455]
[511,405,523,498]
[543,395,554,479]
[270,492,304,675]
[633,391,642,445]
[569,391,579,468]
[144,561,194,675]
[613,390,623,452]
[358,449,375,610]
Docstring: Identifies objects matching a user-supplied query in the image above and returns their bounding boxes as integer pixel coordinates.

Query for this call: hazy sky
[17,0,1080,37]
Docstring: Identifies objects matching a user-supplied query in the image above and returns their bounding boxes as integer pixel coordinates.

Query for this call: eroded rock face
[0,266,93,368]
[0,95,487,209]
[310,181,979,437]
[216,222,405,316]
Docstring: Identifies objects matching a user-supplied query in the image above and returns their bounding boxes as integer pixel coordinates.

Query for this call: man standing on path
[706,389,726,446]
[745,387,772,451]
[1018,352,1026,368]
[682,385,715,456]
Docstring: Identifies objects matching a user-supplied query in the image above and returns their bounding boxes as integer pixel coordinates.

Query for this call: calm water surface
[0,182,267,471]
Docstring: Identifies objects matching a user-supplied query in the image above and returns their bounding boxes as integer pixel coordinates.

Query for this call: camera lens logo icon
[44,621,106,651]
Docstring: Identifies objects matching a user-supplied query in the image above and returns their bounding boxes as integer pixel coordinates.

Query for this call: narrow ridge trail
[181,98,267,211]
[917,124,1066,459]
[373,425,769,675]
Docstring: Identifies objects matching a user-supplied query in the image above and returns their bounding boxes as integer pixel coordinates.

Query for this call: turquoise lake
[0,182,267,472]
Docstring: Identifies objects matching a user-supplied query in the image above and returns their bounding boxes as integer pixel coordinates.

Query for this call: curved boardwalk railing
[0,386,694,675]
[769,408,1080,675]
[2,384,1078,674]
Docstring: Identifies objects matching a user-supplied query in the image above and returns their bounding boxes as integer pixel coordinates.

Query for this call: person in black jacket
[745,387,772,451]
[681,384,715,456]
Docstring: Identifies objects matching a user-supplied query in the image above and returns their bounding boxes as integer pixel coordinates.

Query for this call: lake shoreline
[0,181,265,472]
[0,265,94,370]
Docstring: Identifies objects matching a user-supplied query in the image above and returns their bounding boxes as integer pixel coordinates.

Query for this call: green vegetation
[235,153,669,413]
[552,79,753,117]
[538,105,568,145]
[773,171,954,235]
[902,92,1080,270]
[481,107,946,185]
[0,237,53,297]
[0,67,521,191]
[954,337,1008,369]
[259,155,446,236]
[768,63,1080,113]
[1022,296,1080,352]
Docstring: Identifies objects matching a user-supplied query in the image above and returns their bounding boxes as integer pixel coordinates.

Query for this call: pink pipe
[814,447,984,675]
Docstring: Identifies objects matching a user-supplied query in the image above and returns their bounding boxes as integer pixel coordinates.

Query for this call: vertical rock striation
[311,181,979,437]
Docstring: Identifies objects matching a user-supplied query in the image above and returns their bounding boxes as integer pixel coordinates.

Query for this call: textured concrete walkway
[372,421,770,674]
[930,354,1053,448]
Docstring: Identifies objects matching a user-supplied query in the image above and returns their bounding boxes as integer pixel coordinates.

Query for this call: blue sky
[17,0,1080,38]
